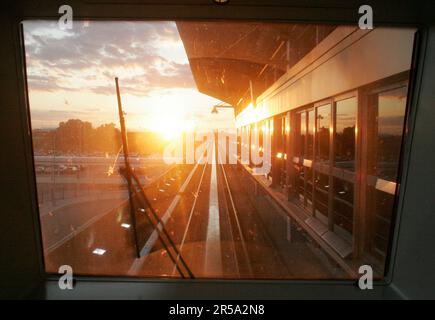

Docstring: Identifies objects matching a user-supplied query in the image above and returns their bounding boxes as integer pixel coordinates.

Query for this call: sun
[160,121,184,140]
[147,116,195,141]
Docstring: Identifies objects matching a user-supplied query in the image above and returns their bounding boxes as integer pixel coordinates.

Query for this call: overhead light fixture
[213,0,229,4]
[121,223,131,229]
[92,248,106,255]
[211,104,234,114]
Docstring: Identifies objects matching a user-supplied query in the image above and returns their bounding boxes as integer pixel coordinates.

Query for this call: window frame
[297,91,360,240]
[289,80,410,268]
[7,2,430,297]
[362,78,410,266]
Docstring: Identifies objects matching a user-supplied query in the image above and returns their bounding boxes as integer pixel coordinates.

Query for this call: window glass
[314,172,329,219]
[305,167,313,206]
[376,87,407,181]
[333,177,354,236]
[296,166,305,202]
[371,190,395,260]
[315,104,330,164]
[23,20,414,280]
[335,97,357,171]
[297,112,306,157]
[368,86,407,264]
[307,110,315,160]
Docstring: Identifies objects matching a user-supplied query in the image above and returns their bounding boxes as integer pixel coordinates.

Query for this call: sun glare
[147,116,195,141]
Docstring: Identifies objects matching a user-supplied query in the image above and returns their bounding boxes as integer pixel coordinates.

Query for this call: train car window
[23,20,415,280]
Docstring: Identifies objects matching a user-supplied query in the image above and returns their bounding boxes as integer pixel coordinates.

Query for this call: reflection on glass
[298,112,306,157]
[314,171,329,219]
[259,121,264,156]
[335,97,357,171]
[376,87,407,181]
[333,177,354,236]
[369,86,407,263]
[316,104,330,163]
[296,165,305,202]
[23,18,414,281]
[307,110,314,160]
[371,189,395,260]
[306,167,313,206]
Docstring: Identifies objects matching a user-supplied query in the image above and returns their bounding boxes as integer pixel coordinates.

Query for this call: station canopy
[176,21,336,115]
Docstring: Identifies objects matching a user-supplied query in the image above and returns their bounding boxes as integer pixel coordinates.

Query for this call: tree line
[32,119,164,156]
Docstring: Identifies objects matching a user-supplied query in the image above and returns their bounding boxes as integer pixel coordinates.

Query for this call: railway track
[138,139,293,278]
[45,139,338,279]
[220,163,292,278]
[217,144,252,278]
[127,148,212,277]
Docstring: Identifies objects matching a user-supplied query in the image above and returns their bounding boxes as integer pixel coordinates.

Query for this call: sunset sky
[23,20,235,137]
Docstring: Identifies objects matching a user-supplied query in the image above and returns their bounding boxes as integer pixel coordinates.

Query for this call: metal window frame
[363,78,411,272]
